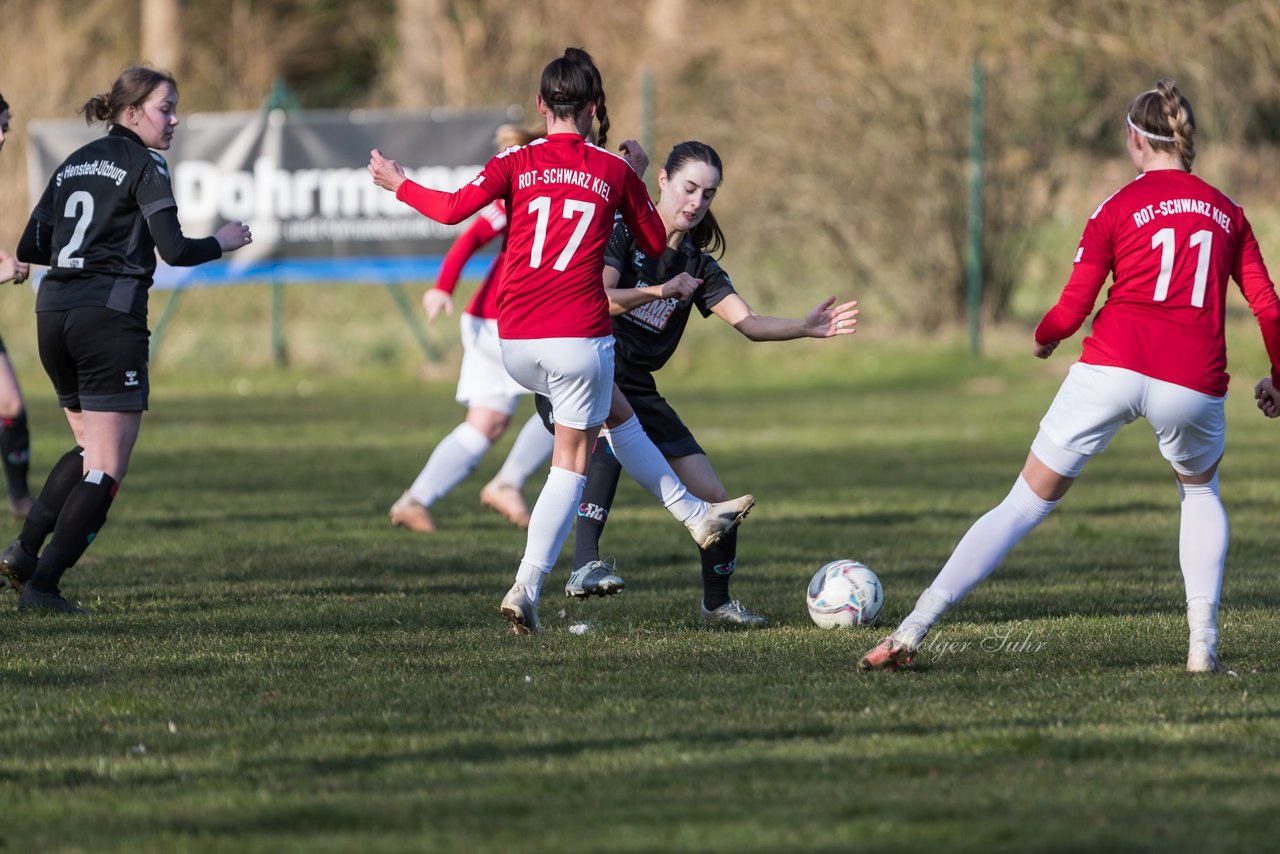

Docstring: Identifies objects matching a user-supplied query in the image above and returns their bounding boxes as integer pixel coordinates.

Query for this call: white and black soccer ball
[806,559,883,628]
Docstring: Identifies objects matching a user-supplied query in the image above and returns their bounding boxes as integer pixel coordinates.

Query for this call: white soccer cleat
[1186,642,1222,674]
[687,494,755,550]
[1185,601,1226,674]
[699,599,767,628]
[500,583,540,635]
[564,558,625,599]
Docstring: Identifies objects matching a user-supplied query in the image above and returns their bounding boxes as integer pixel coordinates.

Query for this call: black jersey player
[555,141,859,625]
[0,67,252,613]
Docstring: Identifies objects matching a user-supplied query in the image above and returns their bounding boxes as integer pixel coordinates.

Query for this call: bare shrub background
[4,0,1280,339]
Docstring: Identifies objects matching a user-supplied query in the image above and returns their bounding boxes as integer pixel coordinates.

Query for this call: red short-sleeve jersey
[396,133,664,339]
[1036,169,1280,396]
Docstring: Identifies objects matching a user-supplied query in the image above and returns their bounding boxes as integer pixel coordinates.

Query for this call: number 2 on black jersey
[57,190,95,270]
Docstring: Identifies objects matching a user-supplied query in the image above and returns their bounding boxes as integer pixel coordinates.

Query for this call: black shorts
[534,360,704,458]
[37,307,150,412]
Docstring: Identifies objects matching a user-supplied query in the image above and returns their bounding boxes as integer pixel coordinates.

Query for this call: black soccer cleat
[17,584,89,615]
[0,538,38,594]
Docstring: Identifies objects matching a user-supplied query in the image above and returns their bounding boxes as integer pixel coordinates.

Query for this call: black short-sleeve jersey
[604,217,736,373]
[30,126,180,319]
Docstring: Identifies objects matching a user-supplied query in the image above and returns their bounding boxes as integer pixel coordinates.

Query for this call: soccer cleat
[564,558,625,598]
[687,494,755,550]
[479,479,532,529]
[857,636,916,672]
[699,599,768,627]
[17,584,88,615]
[7,495,33,520]
[1187,643,1222,674]
[389,491,436,533]
[0,538,37,594]
[500,583,540,635]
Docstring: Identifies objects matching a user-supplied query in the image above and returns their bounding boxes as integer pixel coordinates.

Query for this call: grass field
[1,309,1279,852]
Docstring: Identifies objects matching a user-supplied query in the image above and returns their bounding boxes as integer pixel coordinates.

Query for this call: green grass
[2,310,1280,852]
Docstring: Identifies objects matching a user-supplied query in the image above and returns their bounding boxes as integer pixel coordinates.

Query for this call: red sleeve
[1035,262,1110,344]
[1233,217,1280,387]
[435,212,502,295]
[616,166,665,257]
[1035,210,1113,344]
[396,179,497,225]
[395,155,511,225]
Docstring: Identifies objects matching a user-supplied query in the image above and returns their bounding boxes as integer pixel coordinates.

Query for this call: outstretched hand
[369,148,407,192]
[805,296,859,338]
[1255,377,1279,418]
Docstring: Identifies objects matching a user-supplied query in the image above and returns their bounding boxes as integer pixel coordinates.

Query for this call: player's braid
[594,93,610,150]
[1129,79,1196,172]
[1156,78,1196,171]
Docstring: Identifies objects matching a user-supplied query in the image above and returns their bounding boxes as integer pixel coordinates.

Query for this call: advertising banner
[26,108,512,287]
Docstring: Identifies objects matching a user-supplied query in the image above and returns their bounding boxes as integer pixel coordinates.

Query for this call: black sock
[0,411,31,500]
[29,471,117,594]
[572,440,623,568]
[700,527,737,611]
[18,445,85,556]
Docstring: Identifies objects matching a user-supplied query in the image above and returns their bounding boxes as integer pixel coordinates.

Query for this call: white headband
[1127,114,1176,143]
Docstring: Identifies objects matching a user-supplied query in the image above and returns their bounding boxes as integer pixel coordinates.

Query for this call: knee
[467,410,511,443]
[0,397,23,420]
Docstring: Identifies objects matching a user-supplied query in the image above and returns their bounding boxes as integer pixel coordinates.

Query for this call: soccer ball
[806,560,883,628]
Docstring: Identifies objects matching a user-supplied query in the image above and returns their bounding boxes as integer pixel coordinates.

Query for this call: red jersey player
[388,126,557,535]
[860,79,1280,675]
[369,48,753,634]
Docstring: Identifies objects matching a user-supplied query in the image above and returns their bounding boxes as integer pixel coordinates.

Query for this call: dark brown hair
[663,141,726,259]
[78,66,177,127]
[0,91,9,116]
[539,48,609,148]
[1128,78,1196,171]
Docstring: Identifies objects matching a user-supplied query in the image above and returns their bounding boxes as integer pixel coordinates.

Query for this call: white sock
[1178,475,1227,606]
[894,587,955,648]
[408,422,491,506]
[930,475,1059,603]
[514,466,587,603]
[1187,597,1219,650]
[604,416,704,523]
[496,414,554,489]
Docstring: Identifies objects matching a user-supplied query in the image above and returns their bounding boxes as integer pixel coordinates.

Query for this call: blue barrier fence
[144,254,497,364]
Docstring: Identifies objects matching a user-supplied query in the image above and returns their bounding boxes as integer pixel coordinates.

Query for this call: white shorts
[456,314,529,415]
[499,336,614,430]
[1034,363,1225,478]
